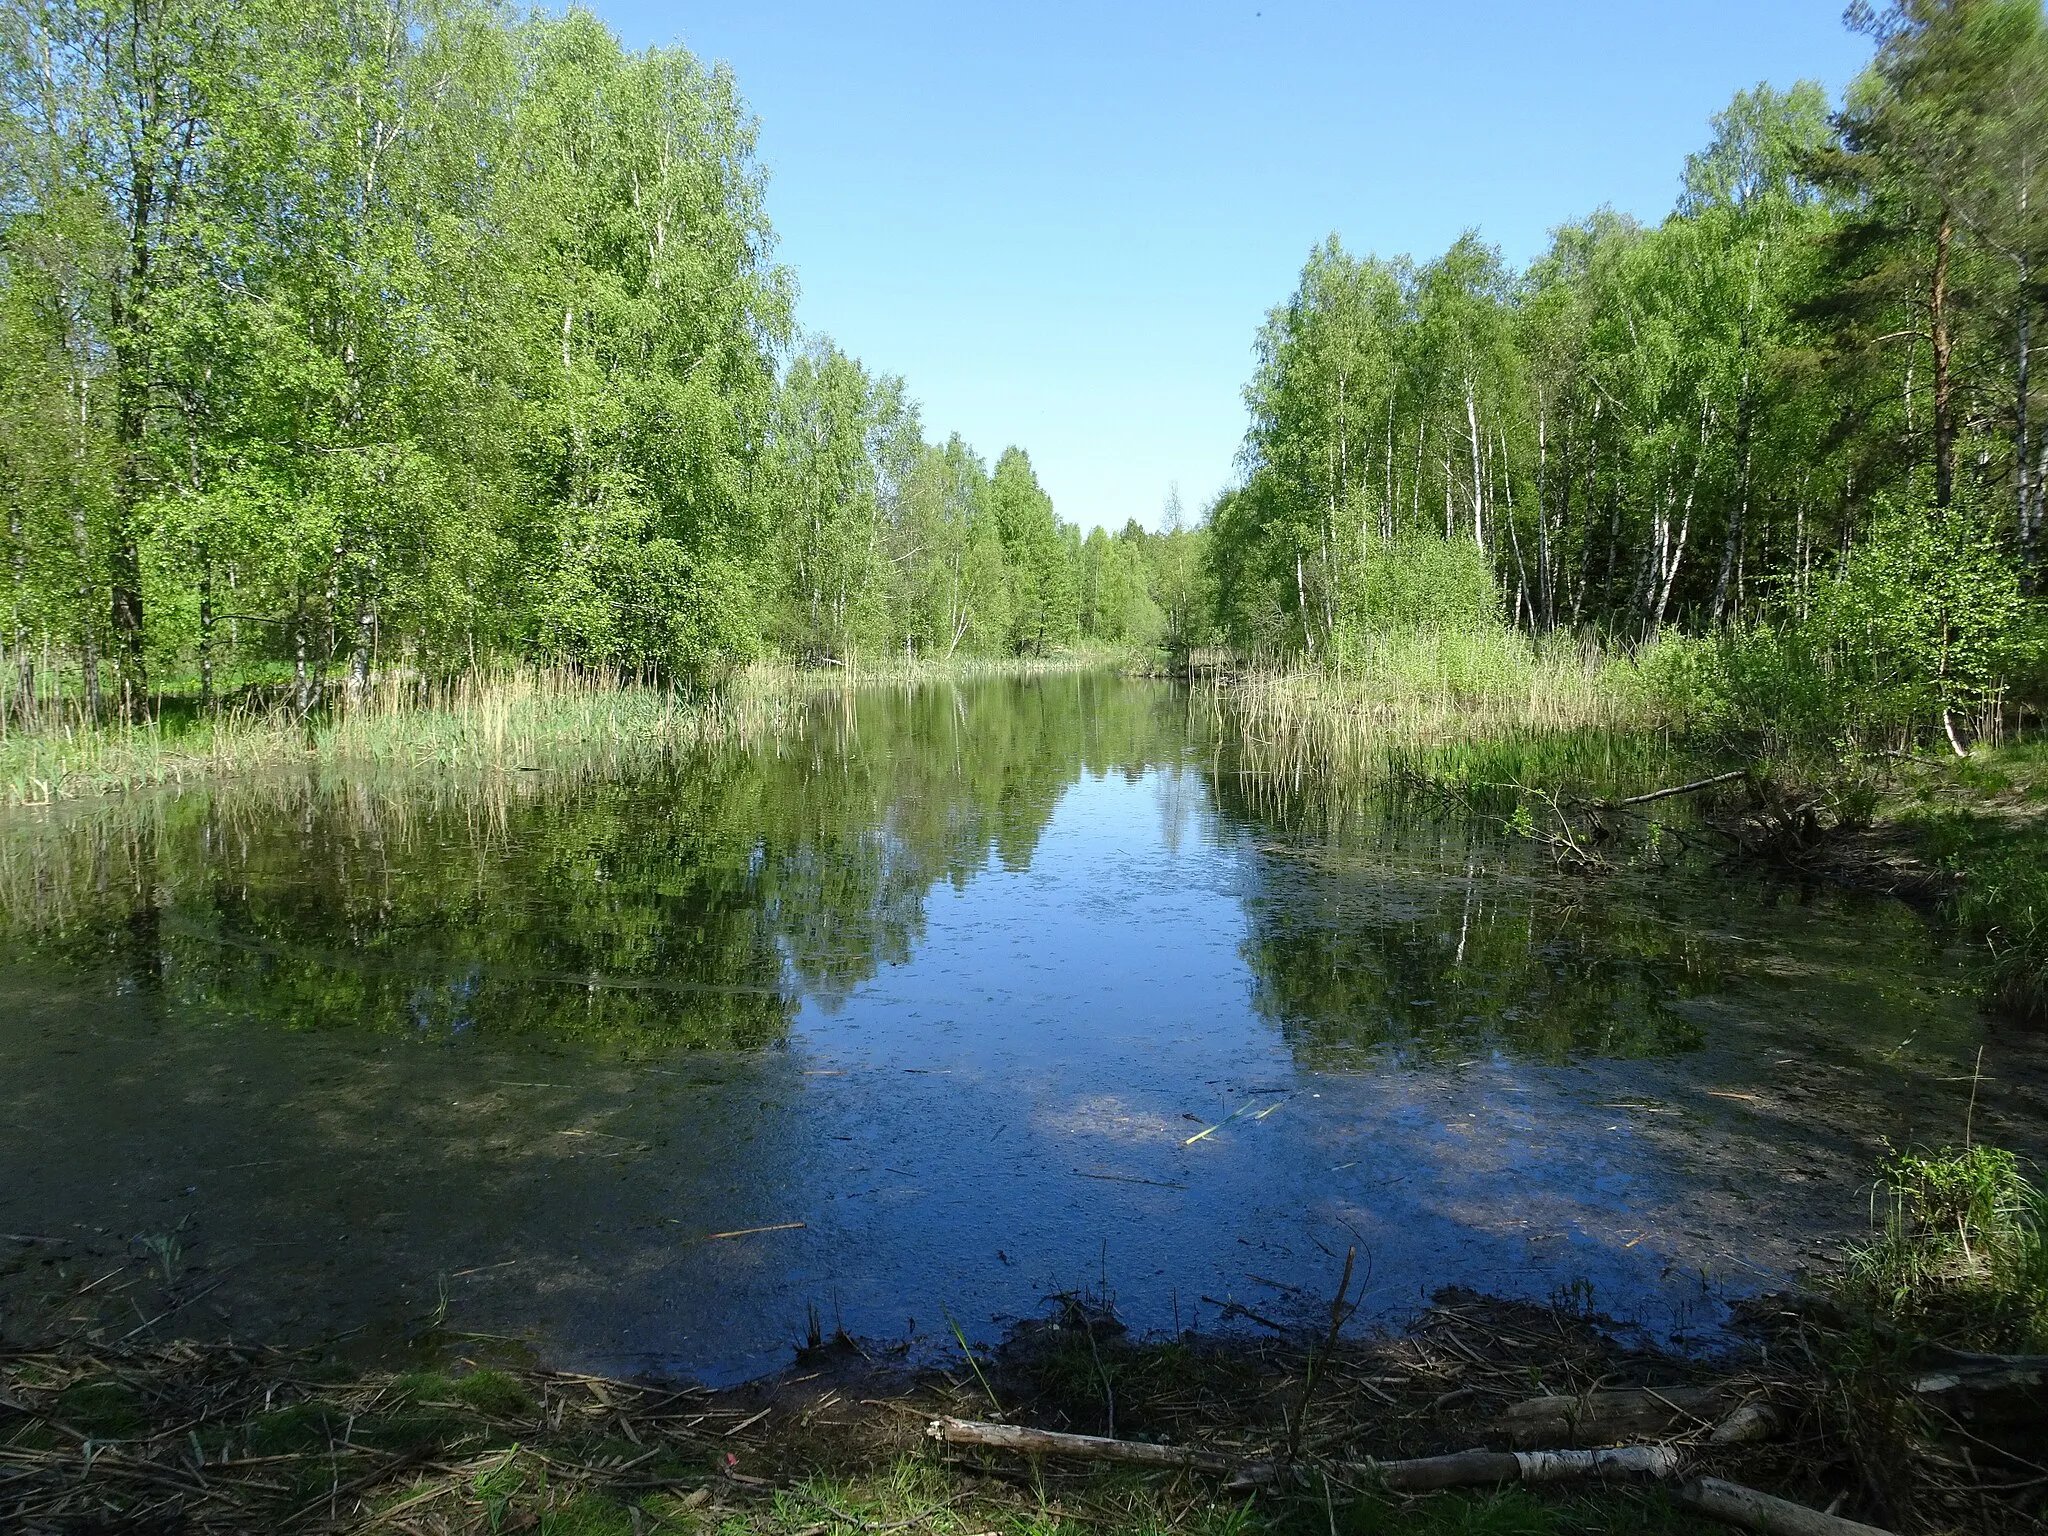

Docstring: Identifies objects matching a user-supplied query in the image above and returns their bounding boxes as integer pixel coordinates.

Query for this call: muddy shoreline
[3,1283,2041,1535]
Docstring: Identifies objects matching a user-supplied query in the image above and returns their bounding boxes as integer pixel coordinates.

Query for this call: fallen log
[1499,1386,1778,1448]
[1601,769,1750,810]
[1677,1476,1892,1536]
[1499,1387,1729,1447]
[1707,1399,1779,1446]
[927,1417,1229,1473]
[1907,1360,2047,1426]
[1337,1443,1681,1491]
[930,1418,1676,1488]
[1910,1360,2047,1395]
[929,1416,1887,1535]
[1919,1344,2048,1373]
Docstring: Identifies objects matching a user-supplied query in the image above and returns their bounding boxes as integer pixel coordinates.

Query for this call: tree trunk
[1932,207,1956,510]
[1382,391,1396,542]
[1536,406,1554,632]
[1295,549,1314,660]
[1499,429,1531,630]
[197,550,214,711]
[2018,226,2036,577]
[293,592,312,717]
[8,501,31,728]
[1656,398,1709,635]
[351,599,374,697]
[1711,334,1753,626]
[70,501,101,726]
[1466,380,1485,550]
[1570,404,1601,629]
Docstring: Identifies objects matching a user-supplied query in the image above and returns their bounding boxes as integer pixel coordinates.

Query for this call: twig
[1289,1246,1358,1460]
[1601,769,1749,809]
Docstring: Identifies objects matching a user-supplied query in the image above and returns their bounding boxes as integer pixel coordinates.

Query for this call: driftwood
[1677,1476,1893,1536]
[1335,1443,1680,1491]
[1499,1386,1727,1447]
[1600,769,1750,809]
[927,1417,1229,1473]
[1707,1399,1780,1446]
[1498,1387,1778,1448]
[929,1417,1676,1488]
[930,1416,1891,1536]
[1911,1352,2048,1396]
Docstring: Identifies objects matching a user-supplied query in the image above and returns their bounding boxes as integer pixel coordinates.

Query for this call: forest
[1214,2,2046,757]
[0,0,1198,724]
[2,0,2043,752]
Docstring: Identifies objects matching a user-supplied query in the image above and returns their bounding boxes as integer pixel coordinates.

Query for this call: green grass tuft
[453,1368,537,1419]
[51,1377,146,1438]
[247,1400,347,1454]
[1841,1143,2048,1352]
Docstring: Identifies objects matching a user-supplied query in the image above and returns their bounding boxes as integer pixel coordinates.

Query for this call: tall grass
[1841,1144,2048,1352]
[1203,629,1684,801]
[0,666,787,806]
[0,649,1147,807]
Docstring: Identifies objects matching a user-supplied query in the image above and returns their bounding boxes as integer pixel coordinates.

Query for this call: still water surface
[3,676,2043,1382]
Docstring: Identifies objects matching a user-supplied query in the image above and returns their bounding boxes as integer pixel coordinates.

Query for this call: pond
[2,674,2043,1383]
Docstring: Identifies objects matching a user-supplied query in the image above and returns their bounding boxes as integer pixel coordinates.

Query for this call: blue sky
[594,2,1873,531]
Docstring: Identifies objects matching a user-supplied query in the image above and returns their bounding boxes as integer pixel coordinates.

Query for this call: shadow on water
[1,674,2043,1381]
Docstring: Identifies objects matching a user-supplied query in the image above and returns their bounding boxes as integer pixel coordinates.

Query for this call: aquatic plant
[1841,1143,2048,1352]
[1198,633,1685,818]
[0,653,1142,808]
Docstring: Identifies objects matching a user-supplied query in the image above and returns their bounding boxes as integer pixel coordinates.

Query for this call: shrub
[1676,490,2037,761]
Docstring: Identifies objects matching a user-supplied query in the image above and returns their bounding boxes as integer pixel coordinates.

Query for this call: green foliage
[1211,6,2046,712]
[247,1400,347,1455]
[989,447,1080,654]
[0,0,1158,716]
[1646,487,2040,762]
[1337,532,1501,640]
[1842,1143,2048,1351]
[1804,489,2031,733]
[1904,756,2048,1022]
[766,340,917,663]
[52,1378,147,1439]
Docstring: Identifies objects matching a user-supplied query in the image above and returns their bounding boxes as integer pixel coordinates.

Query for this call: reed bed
[1200,633,1694,835]
[0,647,1153,809]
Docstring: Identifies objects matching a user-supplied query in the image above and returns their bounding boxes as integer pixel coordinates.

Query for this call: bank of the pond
[2,1277,2040,1536]
[1198,651,2048,1029]
[0,651,1142,807]
[1737,738,2048,1028]
[1871,741,2048,1027]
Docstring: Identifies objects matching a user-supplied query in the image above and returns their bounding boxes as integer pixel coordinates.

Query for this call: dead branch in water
[1600,768,1751,808]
